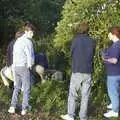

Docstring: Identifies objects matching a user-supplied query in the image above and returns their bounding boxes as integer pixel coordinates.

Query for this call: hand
[28,66,32,70]
[104,58,118,64]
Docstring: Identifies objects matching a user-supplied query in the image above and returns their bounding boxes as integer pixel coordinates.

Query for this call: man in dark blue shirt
[61,23,96,120]
[31,52,48,84]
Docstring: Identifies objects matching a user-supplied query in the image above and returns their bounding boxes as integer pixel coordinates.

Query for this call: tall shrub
[54,0,120,104]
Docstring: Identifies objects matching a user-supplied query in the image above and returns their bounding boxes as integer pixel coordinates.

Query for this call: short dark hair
[24,22,35,32]
[77,22,89,34]
[109,26,120,39]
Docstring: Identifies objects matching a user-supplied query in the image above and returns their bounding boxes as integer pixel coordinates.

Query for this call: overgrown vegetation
[30,80,68,116]
[54,0,120,108]
[0,0,120,120]
[0,0,64,46]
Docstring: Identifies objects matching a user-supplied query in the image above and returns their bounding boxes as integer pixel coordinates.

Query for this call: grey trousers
[68,73,92,120]
[11,66,30,110]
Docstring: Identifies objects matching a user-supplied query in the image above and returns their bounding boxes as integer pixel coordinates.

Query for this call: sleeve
[87,40,96,60]
[44,54,48,69]
[6,41,14,67]
[109,45,120,59]
[24,40,35,68]
[71,39,76,56]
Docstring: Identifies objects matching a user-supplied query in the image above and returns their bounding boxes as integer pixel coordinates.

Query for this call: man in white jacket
[8,23,35,115]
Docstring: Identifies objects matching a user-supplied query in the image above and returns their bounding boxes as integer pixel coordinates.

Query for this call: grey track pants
[68,73,92,120]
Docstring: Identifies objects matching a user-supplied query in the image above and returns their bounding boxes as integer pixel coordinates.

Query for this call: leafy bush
[54,0,120,105]
[0,1,120,119]
[30,80,69,116]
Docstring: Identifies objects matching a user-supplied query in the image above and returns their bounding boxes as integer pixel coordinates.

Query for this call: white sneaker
[60,114,74,120]
[107,104,112,109]
[21,110,27,115]
[8,106,15,114]
[104,110,118,118]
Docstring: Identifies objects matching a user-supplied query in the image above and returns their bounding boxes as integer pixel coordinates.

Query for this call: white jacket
[13,34,34,68]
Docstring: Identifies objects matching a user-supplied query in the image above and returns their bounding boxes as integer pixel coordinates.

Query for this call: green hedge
[54,0,120,104]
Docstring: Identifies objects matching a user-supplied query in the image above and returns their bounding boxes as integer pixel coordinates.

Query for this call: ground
[0,100,120,120]
[0,100,62,120]
[0,82,120,120]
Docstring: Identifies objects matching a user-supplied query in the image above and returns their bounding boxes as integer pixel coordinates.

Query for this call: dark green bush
[54,0,120,106]
[30,80,69,116]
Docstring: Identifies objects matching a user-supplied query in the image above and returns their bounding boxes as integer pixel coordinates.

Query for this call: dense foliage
[0,0,120,119]
[54,0,120,104]
[30,80,68,116]
[0,0,64,46]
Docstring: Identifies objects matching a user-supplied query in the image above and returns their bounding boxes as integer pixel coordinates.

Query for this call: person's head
[24,22,35,39]
[77,22,89,34]
[15,31,24,40]
[108,26,120,42]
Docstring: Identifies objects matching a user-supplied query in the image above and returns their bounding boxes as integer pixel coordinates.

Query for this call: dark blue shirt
[7,40,15,67]
[35,52,48,69]
[71,34,96,73]
[104,40,120,75]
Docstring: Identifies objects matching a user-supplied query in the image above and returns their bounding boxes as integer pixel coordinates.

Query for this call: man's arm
[24,40,35,69]
[6,40,15,67]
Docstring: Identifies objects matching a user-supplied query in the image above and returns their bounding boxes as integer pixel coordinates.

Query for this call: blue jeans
[107,76,120,112]
[68,73,92,120]
[11,66,30,110]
